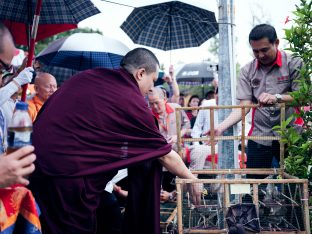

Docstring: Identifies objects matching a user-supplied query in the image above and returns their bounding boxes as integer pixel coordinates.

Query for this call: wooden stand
[174,104,310,233]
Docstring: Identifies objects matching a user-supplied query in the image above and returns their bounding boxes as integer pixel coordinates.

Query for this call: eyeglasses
[0,59,13,73]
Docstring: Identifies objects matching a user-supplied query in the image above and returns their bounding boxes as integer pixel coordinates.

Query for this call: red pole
[21,0,43,102]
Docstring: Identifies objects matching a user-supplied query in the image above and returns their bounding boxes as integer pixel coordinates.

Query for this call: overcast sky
[79,0,300,72]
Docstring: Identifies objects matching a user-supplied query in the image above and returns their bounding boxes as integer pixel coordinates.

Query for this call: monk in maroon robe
[29,48,200,234]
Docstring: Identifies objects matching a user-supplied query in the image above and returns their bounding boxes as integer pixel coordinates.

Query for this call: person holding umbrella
[29,47,201,234]
[0,23,36,187]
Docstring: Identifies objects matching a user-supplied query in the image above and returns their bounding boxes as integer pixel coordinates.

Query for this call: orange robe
[27,95,43,122]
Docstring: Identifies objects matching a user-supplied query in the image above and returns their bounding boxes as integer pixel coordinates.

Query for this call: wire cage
[160,202,178,234]
[176,171,310,233]
[174,104,310,233]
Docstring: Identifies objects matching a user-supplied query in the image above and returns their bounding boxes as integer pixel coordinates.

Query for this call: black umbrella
[176,62,216,85]
[0,0,100,46]
[0,0,100,101]
[120,1,218,51]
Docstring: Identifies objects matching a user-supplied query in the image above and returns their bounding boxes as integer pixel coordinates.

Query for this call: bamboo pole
[241,107,246,168]
[279,103,286,177]
[224,184,230,229]
[283,172,299,179]
[176,183,183,234]
[175,109,183,157]
[210,107,216,169]
[176,178,307,184]
[182,229,227,233]
[260,232,306,234]
[183,135,281,142]
[166,207,177,223]
[190,168,282,175]
[176,103,284,111]
[303,182,311,234]
[253,184,259,217]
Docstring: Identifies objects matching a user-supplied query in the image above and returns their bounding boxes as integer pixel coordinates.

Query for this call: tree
[278,0,312,178]
[273,1,311,226]
[249,1,272,27]
[207,35,219,62]
[17,27,103,55]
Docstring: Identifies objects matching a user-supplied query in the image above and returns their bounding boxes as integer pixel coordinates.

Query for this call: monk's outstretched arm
[158,150,201,205]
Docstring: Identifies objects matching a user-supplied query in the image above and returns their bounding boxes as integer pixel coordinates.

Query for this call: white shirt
[104,169,128,193]
[191,99,218,145]
[0,82,19,152]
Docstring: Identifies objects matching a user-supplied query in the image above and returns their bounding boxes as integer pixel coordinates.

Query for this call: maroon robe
[29,68,171,233]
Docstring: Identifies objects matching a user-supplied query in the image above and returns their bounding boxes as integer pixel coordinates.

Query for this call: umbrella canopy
[0,0,100,46]
[39,63,78,87]
[120,1,218,51]
[176,62,215,85]
[36,33,130,71]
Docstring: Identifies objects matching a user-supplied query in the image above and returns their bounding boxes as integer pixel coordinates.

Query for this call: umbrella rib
[102,0,134,9]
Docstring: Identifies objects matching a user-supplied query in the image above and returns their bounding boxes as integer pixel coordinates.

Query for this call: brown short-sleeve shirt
[237,50,303,146]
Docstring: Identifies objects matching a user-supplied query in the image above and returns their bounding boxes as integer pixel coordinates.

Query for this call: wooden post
[303,182,311,234]
[241,107,246,169]
[279,103,286,177]
[210,107,216,169]
[175,110,182,157]
[176,182,183,234]
[224,184,230,228]
[253,183,259,217]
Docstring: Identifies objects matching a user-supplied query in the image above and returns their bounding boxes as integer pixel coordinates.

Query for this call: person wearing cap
[0,25,33,153]
[209,24,303,175]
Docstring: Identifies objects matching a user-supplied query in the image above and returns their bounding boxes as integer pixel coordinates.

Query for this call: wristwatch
[275,94,282,103]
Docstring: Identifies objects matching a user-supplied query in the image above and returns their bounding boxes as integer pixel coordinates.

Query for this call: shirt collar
[152,102,174,119]
[256,50,282,69]
[34,94,44,105]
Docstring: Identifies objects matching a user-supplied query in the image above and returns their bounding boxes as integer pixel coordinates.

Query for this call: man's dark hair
[0,22,11,53]
[205,90,215,100]
[249,24,277,44]
[120,47,160,74]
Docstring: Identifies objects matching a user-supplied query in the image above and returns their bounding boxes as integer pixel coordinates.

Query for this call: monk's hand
[188,182,203,206]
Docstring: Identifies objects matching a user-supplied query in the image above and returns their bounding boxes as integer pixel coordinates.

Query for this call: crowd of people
[0,21,305,234]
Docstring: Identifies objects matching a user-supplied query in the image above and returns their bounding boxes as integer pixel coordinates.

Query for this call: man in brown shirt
[211,24,302,172]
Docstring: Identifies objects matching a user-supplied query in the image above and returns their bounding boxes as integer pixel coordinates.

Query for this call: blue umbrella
[36,33,130,71]
[39,63,78,87]
[120,1,218,51]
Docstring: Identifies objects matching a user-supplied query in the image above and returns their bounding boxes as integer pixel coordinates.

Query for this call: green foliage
[276,1,312,220]
[17,27,102,55]
[274,116,312,178]
[280,0,312,178]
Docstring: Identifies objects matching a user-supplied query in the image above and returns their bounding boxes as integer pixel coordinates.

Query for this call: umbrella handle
[21,0,42,102]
